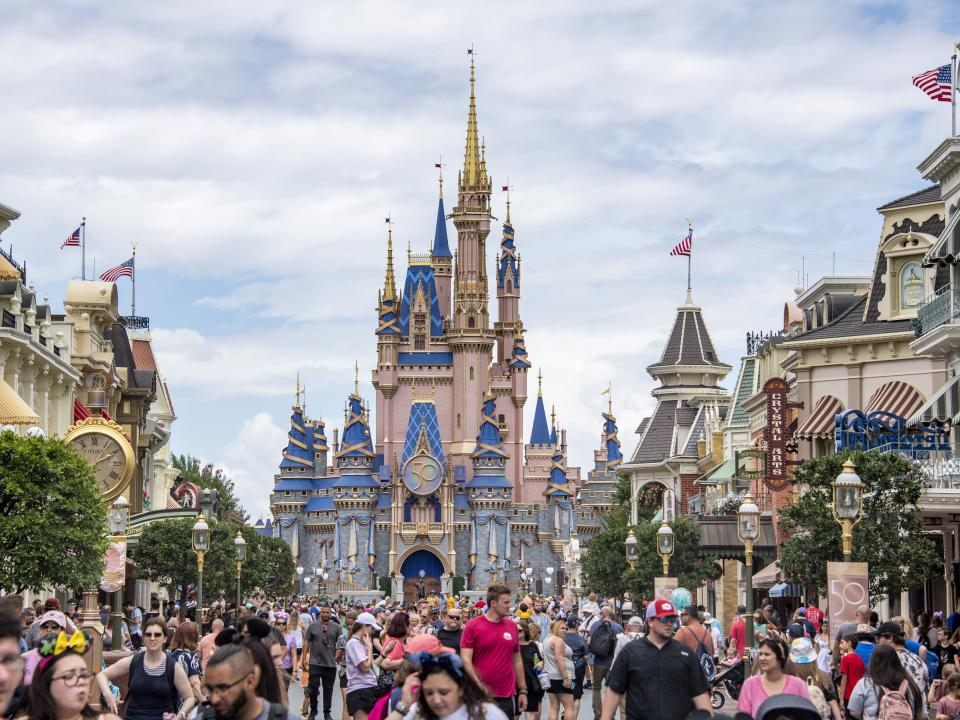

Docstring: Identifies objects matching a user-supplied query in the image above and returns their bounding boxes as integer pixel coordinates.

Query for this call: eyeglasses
[143,631,164,638]
[51,670,94,687]
[447,615,461,620]
[39,623,61,631]
[203,673,252,696]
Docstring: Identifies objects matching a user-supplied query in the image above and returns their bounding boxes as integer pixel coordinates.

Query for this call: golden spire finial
[383,216,397,301]
[480,137,488,183]
[295,372,303,408]
[437,156,444,199]
[354,360,359,395]
[550,404,556,429]
[537,368,543,397]
[504,178,511,224]
[462,47,481,188]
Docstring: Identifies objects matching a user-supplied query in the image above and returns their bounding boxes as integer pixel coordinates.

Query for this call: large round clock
[63,417,136,503]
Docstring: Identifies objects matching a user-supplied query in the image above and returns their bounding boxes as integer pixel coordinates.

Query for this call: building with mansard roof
[269,60,581,601]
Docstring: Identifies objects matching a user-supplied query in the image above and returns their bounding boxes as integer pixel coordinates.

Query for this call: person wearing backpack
[676,609,716,680]
[587,607,622,720]
[847,644,923,720]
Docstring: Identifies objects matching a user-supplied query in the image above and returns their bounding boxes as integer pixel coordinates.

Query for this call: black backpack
[591,621,615,659]
[689,626,716,681]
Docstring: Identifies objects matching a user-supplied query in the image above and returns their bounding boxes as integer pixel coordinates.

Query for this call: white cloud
[218,413,288,519]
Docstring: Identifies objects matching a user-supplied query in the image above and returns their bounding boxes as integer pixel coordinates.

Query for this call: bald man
[199,618,224,673]
[202,644,295,720]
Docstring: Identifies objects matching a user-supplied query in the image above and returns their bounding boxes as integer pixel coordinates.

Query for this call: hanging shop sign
[763,378,802,491]
[835,410,950,457]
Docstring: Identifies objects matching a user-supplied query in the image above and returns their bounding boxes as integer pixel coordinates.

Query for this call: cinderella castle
[269,60,624,600]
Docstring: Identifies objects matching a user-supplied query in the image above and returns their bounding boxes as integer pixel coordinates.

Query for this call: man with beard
[600,599,711,720]
[200,644,295,720]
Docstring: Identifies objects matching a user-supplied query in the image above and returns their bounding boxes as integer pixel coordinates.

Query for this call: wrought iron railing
[916,285,960,337]
[121,315,150,330]
[919,454,960,489]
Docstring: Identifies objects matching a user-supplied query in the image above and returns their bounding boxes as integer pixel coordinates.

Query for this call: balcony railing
[919,453,960,489]
[916,285,960,337]
[121,315,150,330]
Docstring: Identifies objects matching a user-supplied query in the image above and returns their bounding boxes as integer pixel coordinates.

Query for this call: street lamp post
[106,496,130,647]
[832,459,865,562]
[234,531,247,611]
[296,566,304,596]
[191,516,210,621]
[656,520,675,576]
[737,492,760,661]
[624,529,638,570]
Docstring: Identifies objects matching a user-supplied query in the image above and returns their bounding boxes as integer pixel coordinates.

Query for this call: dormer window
[900,262,924,309]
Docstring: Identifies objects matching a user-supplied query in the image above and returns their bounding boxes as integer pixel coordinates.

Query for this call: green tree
[172,454,247,522]
[0,433,108,593]
[778,451,940,604]
[132,518,295,605]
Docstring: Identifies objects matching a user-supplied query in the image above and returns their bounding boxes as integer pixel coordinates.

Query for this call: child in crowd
[839,634,865,711]
[935,671,960,720]
[930,663,957,704]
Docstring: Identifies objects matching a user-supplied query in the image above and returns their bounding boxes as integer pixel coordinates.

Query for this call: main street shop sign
[835,409,950,457]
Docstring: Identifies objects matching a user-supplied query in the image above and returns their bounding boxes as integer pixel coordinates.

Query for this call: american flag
[670,229,693,257]
[100,257,134,282]
[60,227,81,249]
[913,64,953,102]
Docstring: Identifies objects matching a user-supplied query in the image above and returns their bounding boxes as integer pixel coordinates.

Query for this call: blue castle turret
[545,447,572,498]
[603,409,623,471]
[432,195,452,259]
[334,387,377,488]
[530,370,551,445]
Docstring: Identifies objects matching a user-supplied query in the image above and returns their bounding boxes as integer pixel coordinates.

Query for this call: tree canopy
[132,517,295,605]
[778,450,940,603]
[0,433,108,593]
[172,454,247,522]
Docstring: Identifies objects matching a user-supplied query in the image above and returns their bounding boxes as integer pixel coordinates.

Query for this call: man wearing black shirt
[436,607,463,653]
[600,598,711,720]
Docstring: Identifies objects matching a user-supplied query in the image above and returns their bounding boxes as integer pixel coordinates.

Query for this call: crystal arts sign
[764,378,791,491]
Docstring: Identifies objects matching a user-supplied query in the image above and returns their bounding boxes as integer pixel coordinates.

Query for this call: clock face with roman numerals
[63,419,136,503]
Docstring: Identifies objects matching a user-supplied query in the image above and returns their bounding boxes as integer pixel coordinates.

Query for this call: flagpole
[131,242,137,317]
[687,219,693,292]
[953,46,958,137]
[81,217,86,280]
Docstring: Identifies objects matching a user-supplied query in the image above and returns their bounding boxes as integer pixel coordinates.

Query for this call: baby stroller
[709,659,745,710]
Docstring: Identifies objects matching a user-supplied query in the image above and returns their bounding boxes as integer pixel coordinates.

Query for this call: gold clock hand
[94,450,119,466]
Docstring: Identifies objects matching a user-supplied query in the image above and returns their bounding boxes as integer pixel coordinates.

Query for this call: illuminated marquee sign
[835,409,950,456]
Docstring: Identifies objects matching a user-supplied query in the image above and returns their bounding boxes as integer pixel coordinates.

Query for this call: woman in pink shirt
[738,639,812,718]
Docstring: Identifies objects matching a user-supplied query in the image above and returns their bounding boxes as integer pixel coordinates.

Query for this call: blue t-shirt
[565,631,589,666]
[855,640,875,668]
[948,613,960,634]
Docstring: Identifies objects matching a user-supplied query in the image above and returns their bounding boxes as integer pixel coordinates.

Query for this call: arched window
[467,315,476,329]
[900,261,924,309]
[506,279,513,294]
[469,367,474,381]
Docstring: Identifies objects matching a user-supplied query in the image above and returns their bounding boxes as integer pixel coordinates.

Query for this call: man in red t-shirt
[461,583,528,719]
[805,601,823,632]
[729,605,746,658]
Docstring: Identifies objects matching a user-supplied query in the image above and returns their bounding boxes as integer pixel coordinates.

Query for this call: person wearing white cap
[344,612,382,720]
[613,617,644,663]
[702,613,723,660]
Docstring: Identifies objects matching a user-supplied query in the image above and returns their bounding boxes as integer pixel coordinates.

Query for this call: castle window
[468,316,476,329]
[498,414,505,424]
[506,279,512,294]
[469,367,474,381]
[414,335,426,350]
[900,261,924,309]
[457,414,461,428]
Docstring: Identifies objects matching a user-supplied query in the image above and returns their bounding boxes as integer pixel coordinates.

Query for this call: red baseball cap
[645,598,677,620]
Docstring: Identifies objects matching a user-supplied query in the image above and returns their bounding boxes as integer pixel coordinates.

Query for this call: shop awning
[794,395,843,440]
[695,459,737,485]
[768,582,804,598]
[909,375,960,426]
[864,381,925,419]
[752,560,785,589]
[0,379,39,425]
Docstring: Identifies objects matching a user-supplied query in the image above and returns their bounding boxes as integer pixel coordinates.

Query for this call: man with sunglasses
[303,604,341,720]
[435,608,464,654]
[600,598,711,720]
[201,644,294,720]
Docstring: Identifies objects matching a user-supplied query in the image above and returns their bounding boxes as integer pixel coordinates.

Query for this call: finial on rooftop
[462,46,481,188]
[383,216,397,301]
[504,178,511,224]
[794,270,803,296]
[295,372,303,408]
[550,404,556,428]
[537,368,543,397]
[603,380,613,415]
[437,156,444,199]
[354,360,359,395]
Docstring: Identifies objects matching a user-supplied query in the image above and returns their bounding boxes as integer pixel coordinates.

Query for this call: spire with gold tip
[460,51,488,191]
[377,219,400,335]
[280,374,312,469]
[336,364,374,466]
[530,369,551,445]
[601,382,622,471]
[497,189,518,291]
[467,392,511,489]
[432,168,452,259]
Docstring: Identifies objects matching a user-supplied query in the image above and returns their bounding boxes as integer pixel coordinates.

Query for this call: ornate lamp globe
[832,459,864,521]
[737,493,760,543]
[234,531,247,562]
[191,516,210,553]
[624,529,638,565]
[656,521,675,556]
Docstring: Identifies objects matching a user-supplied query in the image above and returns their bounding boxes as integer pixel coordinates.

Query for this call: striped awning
[0,379,40,425]
[864,381,925,419]
[794,394,843,440]
[909,375,960,426]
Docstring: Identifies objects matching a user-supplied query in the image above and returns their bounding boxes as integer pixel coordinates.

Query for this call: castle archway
[398,547,448,603]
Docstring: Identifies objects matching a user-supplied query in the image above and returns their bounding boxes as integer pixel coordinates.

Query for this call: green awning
[695,459,737,485]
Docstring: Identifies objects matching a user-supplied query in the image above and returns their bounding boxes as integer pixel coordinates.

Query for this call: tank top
[543,636,575,680]
[124,652,175,720]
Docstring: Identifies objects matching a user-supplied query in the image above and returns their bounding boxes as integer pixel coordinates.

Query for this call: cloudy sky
[3,1,959,517]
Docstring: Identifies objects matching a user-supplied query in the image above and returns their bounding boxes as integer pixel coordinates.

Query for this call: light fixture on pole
[191,516,210,620]
[737,491,760,661]
[107,495,129,646]
[296,566,304,595]
[832,458,864,562]
[624,529,638,569]
[234,531,246,611]
[656,520,675,576]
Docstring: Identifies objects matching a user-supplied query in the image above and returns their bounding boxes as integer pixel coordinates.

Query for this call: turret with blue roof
[377,222,400,336]
[432,192,451,259]
[334,366,378,489]
[545,447,572,497]
[467,392,511,490]
[529,369,552,445]
[602,392,623,471]
[496,206,518,291]
[280,374,313,471]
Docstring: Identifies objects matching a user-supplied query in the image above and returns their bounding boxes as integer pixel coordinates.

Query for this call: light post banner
[100,539,126,593]
[654,577,677,602]
[827,561,869,625]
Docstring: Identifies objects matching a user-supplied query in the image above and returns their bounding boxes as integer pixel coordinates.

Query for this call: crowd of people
[3,589,960,720]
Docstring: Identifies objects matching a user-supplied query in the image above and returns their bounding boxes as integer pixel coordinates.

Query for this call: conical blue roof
[473,395,508,462]
[530,394,551,445]
[432,197,452,258]
[280,407,313,469]
[545,448,571,497]
[603,411,622,470]
[336,393,374,463]
[510,335,531,368]
[497,220,519,289]
[549,423,558,446]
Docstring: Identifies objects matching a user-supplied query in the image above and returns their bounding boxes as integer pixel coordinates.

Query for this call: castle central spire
[462,56,483,189]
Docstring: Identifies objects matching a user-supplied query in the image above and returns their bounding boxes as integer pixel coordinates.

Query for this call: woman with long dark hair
[384,651,510,720]
[737,638,811,717]
[848,643,923,720]
[167,621,203,707]
[27,639,121,720]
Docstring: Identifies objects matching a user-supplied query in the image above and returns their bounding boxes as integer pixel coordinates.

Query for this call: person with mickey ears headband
[600,598,711,720]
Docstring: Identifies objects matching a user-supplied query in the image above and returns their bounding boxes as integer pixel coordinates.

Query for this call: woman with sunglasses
[386,651,510,720]
[27,647,121,720]
[96,616,195,720]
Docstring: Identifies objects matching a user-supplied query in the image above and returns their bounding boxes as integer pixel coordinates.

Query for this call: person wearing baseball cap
[600,598,711,720]
[344,612,382,719]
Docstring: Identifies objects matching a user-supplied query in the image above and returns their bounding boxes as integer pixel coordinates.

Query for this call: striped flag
[100,257,134,282]
[61,227,80,249]
[913,64,953,102]
[670,228,693,257]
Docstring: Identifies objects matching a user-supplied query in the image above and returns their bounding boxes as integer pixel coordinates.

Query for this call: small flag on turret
[434,163,442,168]
[61,227,80,249]
[670,228,693,257]
[502,186,509,192]
[100,257,134,282]
[913,64,953,102]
